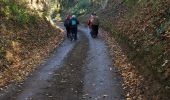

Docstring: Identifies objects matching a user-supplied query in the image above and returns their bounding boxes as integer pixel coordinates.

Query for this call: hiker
[87,14,93,30]
[91,12,100,38]
[64,14,72,38]
[69,15,79,41]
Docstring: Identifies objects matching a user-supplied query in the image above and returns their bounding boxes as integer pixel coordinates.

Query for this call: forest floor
[0,23,125,100]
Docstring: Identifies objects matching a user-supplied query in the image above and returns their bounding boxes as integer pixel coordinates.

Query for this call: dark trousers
[66,26,70,38]
[70,27,78,40]
[91,25,99,37]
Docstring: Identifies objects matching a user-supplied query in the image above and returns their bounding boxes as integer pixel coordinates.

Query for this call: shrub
[17,9,29,25]
[1,0,38,25]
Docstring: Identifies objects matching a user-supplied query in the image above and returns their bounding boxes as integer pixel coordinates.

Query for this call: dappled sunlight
[0,0,64,88]
[27,0,49,11]
[55,14,62,21]
[12,41,21,53]
[50,1,62,21]
[0,0,169,100]
[5,51,14,62]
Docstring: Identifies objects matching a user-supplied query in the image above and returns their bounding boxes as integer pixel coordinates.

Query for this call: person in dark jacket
[91,12,100,38]
[64,14,72,38]
[69,15,79,41]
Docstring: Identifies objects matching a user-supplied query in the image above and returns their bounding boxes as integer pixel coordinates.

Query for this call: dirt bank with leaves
[100,30,166,100]
[97,0,170,99]
[0,0,64,87]
[78,0,169,99]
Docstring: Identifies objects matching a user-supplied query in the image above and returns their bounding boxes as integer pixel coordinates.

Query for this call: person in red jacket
[87,14,93,30]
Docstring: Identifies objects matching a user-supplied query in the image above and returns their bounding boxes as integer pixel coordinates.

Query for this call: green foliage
[59,0,75,9]
[3,5,11,18]
[0,0,37,25]
[71,0,90,16]
[50,2,61,20]
[29,15,37,24]
[156,20,170,37]
[51,10,57,19]
[124,0,142,5]
[17,9,29,25]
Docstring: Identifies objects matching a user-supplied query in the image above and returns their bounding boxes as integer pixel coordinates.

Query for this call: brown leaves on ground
[0,18,64,87]
[100,30,143,99]
[100,30,166,100]
[97,0,170,99]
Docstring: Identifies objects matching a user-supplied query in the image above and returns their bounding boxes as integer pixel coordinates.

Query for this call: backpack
[71,19,77,26]
[64,19,70,27]
[92,16,99,25]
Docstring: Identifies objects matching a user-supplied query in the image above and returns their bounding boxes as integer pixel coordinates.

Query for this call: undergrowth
[0,0,37,25]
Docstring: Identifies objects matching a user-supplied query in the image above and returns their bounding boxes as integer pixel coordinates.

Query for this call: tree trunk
[101,0,109,9]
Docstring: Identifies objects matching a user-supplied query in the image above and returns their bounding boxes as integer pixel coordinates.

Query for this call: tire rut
[32,31,89,100]
[0,25,125,100]
[0,33,76,100]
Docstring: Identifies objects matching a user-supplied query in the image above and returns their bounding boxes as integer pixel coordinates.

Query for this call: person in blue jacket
[69,15,79,41]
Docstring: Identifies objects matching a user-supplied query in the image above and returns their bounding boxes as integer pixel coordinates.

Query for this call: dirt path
[0,24,124,100]
[81,28,124,100]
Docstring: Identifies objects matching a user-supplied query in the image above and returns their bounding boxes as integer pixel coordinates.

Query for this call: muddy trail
[0,24,125,100]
